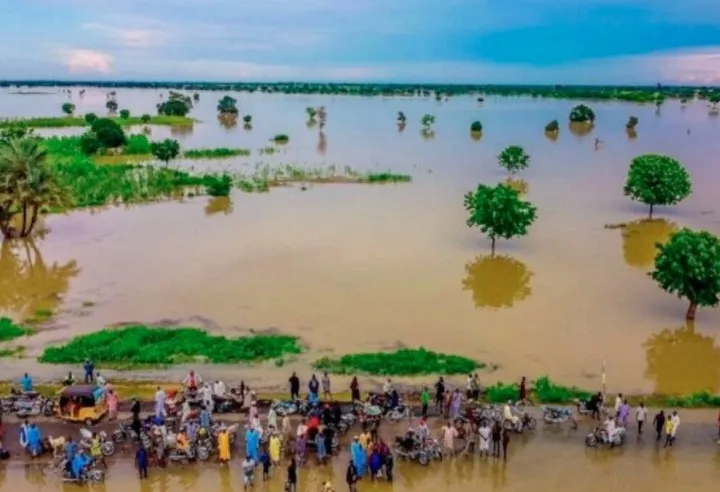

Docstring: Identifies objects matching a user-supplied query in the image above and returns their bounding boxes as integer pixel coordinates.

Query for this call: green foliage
[141,114,151,123]
[106,100,118,112]
[650,229,720,318]
[544,120,559,132]
[39,325,302,366]
[61,103,75,115]
[150,138,180,164]
[183,147,251,159]
[470,121,482,132]
[464,183,537,253]
[665,392,720,408]
[484,382,520,403]
[79,132,101,155]
[623,154,692,217]
[0,317,32,341]
[568,104,595,123]
[397,111,406,123]
[119,109,130,119]
[655,95,666,107]
[421,114,435,128]
[193,93,200,102]
[626,116,639,129]
[91,118,127,148]
[205,175,233,197]
[532,376,591,403]
[497,145,530,175]
[305,107,317,120]
[243,114,252,124]
[217,95,239,115]
[157,99,190,117]
[0,115,192,128]
[362,172,412,183]
[84,113,98,124]
[312,348,482,376]
[272,134,290,144]
[123,134,152,155]
[0,124,34,145]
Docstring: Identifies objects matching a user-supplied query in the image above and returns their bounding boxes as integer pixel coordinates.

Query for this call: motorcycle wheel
[385,411,399,424]
[43,406,54,417]
[338,422,348,435]
[585,434,598,447]
[90,471,105,483]
[197,446,210,461]
[526,417,537,431]
[502,420,513,431]
[331,435,339,449]
[417,452,430,466]
[101,442,116,456]
[112,432,125,444]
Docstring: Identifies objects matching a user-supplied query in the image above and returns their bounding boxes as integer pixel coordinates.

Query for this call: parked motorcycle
[270,400,298,416]
[79,429,116,456]
[385,404,413,423]
[503,412,537,433]
[585,426,626,447]
[393,437,430,466]
[542,406,578,429]
[112,421,139,444]
[16,395,55,418]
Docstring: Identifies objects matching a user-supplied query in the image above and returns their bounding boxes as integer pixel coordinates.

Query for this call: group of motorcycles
[1,391,55,418]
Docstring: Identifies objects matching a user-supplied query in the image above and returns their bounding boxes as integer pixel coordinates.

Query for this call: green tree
[106,100,118,112]
[397,111,406,124]
[709,94,720,112]
[217,95,239,115]
[119,109,130,119]
[157,100,189,117]
[470,121,482,133]
[421,114,435,129]
[243,115,252,124]
[623,154,692,218]
[463,183,537,254]
[544,120,559,133]
[150,139,180,166]
[650,228,720,320]
[0,125,34,146]
[568,104,595,123]
[193,93,200,102]
[84,113,98,125]
[91,118,126,148]
[498,145,530,175]
[79,132,102,155]
[626,116,639,129]
[306,107,317,121]
[0,138,71,239]
[61,103,75,116]
[141,114,151,123]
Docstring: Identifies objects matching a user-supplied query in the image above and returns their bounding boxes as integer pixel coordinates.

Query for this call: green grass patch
[532,376,592,403]
[272,134,290,144]
[0,346,25,358]
[183,147,251,159]
[0,318,33,341]
[484,382,520,403]
[664,392,720,408]
[24,308,54,324]
[313,348,483,376]
[0,115,194,128]
[39,325,302,367]
[361,172,412,183]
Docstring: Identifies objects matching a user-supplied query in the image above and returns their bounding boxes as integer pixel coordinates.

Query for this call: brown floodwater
[0,88,719,397]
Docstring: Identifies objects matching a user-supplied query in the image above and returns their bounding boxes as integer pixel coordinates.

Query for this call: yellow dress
[359,432,370,451]
[269,435,281,463]
[218,431,231,461]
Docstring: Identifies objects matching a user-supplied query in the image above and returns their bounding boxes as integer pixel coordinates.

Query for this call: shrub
[312,348,482,376]
[119,109,130,119]
[84,113,98,125]
[470,121,482,132]
[0,317,32,341]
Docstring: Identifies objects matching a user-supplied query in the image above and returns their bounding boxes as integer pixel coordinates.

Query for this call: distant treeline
[1,80,719,102]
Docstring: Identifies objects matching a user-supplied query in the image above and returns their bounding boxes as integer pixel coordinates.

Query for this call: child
[259,447,271,481]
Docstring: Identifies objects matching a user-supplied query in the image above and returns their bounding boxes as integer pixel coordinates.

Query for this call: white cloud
[82,23,165,48]
[58,49,114,74]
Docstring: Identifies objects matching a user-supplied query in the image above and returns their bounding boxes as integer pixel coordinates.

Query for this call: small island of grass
[183,147,251,159]
[272,134,290,144]
[0,115,194,129]
[313,348,483,376]
[0,317,33,342]
[39,325,302,368]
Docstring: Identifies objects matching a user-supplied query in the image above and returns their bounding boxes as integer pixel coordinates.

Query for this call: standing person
[90,432,106,468]
[135,445,148,479]
[218,427,231,464]
[434,377,445,412]
[308,374,320,400]
[653,410,666,442]
[350,437,366,476]
[420,386,430,419]
[441,421,457,457]
[269,433,281,466]
[670,411,680,444]
[618,399,631,428]
[717,409,720,443]
[465,374,474,400]
[636,402,647,435]
[501,428,510,461]
[382,378,393,396]
[614,393,623,415]
[286,457,298,492]
[107,389,119,421]
[259,447,271,481]
[315,428,328,464]
[663,416,674,447]
[450,389,462,419]
[346,460,359,492]
[96,372,106,387]
[350,377,361,402]
[242,454,255,490]
[478,420,491,457]
[20,373,33,392]
[491,421,502,458]
[322,372,332,400]
[519,377,527,405]
[471,374,480,401]
[154,387,166,419]
[83,360,94,384]
[267,405,278,431]
[289,372,300,401]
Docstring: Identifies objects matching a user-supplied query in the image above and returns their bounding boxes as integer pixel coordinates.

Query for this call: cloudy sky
[2,0,720,84]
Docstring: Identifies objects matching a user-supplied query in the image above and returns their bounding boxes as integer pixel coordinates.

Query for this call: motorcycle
[336,413,357,435]
[59,459,105,483]
[586,426,626,447]
[79,429,116,456]
[393,436,430,466]
[16,395,55,418]
[503,411,537,433]
[385,404,412,423]
[270,400,298,416]
[112,421,140,444]
[542,406,578,429]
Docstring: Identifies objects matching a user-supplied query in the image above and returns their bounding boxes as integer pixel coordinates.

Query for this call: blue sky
[2,0,720,83]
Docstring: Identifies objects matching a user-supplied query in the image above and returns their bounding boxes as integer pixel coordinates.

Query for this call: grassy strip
[0,115,194,128]
[362,172,412,183]
[39,325,302,368]
[183,147,251,159]
[0,318,33,342]
[484,376,591,404]
[313,348,483,376]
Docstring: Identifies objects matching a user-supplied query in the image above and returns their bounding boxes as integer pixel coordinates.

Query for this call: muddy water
[1,88,720,395]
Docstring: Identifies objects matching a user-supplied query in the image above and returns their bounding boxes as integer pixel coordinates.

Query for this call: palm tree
[0,138,72,239]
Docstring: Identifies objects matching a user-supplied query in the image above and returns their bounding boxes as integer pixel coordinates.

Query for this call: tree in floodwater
[464,183,537,254]
[0,238,80,321]
[105,100,118,113]
[623,154,691,218]
[462,254,533,308]
[544,120,559,133]
[306,107,317,123]
[650,228,720,321]
[568,104,595,123]
[61,103,75,116]
[0,138,72,239]
[150,138,180,166]
[217,95,239,116]
[498,145,530,175]
[626,116,639,129]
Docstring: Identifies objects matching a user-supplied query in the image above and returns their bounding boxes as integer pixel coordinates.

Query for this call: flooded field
[1,88,720,395]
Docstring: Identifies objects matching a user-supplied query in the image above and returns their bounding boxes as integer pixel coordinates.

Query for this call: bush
[484,382,519,403]
[532,376,591,403]
[626,116,639,129]
[569,104,595,123]
[545,120,559,132]
[470,121,482,132]
[119,109,130,119]
[91,118,126,148]
[123,134,152,155]
[141,114,152,123]
[39,325,302,366]
[157,100,190,117]
[272,134,290,144]
[84,113,98,125]
[0,317,31,341]
[206,175,233,197]
[79,132,102,155]
[312,348,482,376]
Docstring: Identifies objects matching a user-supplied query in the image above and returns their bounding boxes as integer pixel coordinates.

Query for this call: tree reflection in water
[462,255,533,309]
[621,218,677,269]
[204,197,234,216]
[644,321,720,395]
[0,239,79,321]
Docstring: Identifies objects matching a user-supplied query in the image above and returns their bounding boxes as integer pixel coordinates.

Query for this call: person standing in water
[321,372,332,400]
[420,386,430,419]
[491,421,502,458]
[636,402,647,435]
[289,372,300,401]
[434,377,445,413]
[501,428,510,461]
[653,410,666,442]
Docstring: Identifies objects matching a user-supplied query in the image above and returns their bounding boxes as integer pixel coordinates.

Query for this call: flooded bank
[0,88,719,396]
